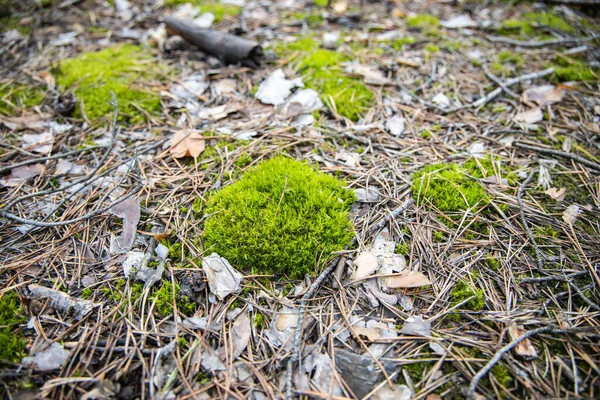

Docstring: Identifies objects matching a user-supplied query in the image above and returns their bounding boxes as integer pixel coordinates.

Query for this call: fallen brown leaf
[522,85,564,107]
[508,324,538,360]
[385,271,431,288]
[170,130,206,158]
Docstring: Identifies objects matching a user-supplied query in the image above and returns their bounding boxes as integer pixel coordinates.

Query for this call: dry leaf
[562,204,580,224]
[385,271,431,288]
[508,324,538,360]
[169,130,206,158]
[351,251,379,281]
[514,107,543,124]
[109,197,140,254]
[0,163,44,187]
[522,85,564,107]
[544,187,566,202]
[202,253,243,300]
[223,310,251,360]
[399,316,431,336]
[22,342,70,371]
[354,326,383,341]
[153,229,172,241]
[276,310,298,331]
[28,284,94,320]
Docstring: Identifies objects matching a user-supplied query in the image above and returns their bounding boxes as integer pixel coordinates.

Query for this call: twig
[482,65,519,99]
[517,171,544,269]
[472,68,554,108]
[486,34,600,48]
[0,184,142,228]
[466,326,554,399]
[284,199,414,399]
[520,271,588,283]
[0,145,108,175]
[514,141,600,171]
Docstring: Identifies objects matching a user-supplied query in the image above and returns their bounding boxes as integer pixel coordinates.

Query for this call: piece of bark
[164,16,263,67]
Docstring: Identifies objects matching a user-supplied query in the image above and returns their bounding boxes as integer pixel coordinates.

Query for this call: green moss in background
[406,14,440,30]
[163,0,240,22]
[412,162,490,212]
[551,55,599,82]
[0,84,45,115]
[203,157,355,279]
[56,44,162,122]
[497,12,574,37]
[0,291,27,363]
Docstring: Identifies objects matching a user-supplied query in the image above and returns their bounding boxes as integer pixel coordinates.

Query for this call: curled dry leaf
[169,130,206,158]
[385,271,431,288]
[522,85,564,107]
[351,251,379,281]
[399,316,431,336]
[109,197,140,254]
[22,342,70,371]
[544,187,566,202]
[28,284,94,320]
[508,324,538,360]
[562,204,580,224]
[219,309,251,360]
[514,107,543,124]
[202,252,243,300]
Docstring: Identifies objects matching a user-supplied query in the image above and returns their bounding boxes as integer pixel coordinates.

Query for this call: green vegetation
[0,84,44,115]
[412,162,489,213]
[395,242,409,256]
[552,55,599,82]
[390,36,416,51]
[406,14,440,32]
[0,291,27,363]
[274,37,374,121]
[152,280,196,317]
[56,44,162,122]
[163,0,241,22]
[498,12,574,37]
[450,279,485,311]
[203,157,355,279]
[424,43,440,53]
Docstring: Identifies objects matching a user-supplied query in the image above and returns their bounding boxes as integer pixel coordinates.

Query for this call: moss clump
[163,0,240,22]
[0,84,45,115]
[424,43,440,53]
[390,36,416,51]
[153,280,196,317]
[0,291,27,363]
[300,49,374,121]
[203,157,355,279]
[274,38,374,121]
[498,12,574,37]
[56,44,162,122]
[406,14,440,31]
[450,280,485,311]
[412,163,489,213]
[551,56,599,82]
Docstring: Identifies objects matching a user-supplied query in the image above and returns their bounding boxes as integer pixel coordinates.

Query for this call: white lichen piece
[202,253,243,300]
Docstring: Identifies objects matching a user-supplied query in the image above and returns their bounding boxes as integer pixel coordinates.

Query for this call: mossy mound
[56,44,162,122]
[163,0,240,22]
[274,37,374,121]
[497,12,574,37]
[411,161,490,213]
[0,291,26,363]
[202,157,355,279]
[551,55,599,82]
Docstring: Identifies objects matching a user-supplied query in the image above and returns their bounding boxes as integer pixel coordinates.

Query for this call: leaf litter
[1,1,599,399]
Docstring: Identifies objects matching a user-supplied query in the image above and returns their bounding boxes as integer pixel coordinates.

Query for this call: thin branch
[467,326,554,399]
[482,65,519,99]
[514,141,600,171]
[517,170,544,269]
[486,33,600,48]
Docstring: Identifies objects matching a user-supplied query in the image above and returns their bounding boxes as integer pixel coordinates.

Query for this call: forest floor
[1,0,600,399]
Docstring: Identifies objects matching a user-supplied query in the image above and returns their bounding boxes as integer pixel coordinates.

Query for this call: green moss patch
[275,38,374,121]
[152,280,196,317]
[0,84,45,116]
[56,44,163,122]
[0,291,27,363]
[406,14,440,31]
[497,12,574,37]
[450,279,485,311]
[202,156,355,279]
[412,162,490,213]
[163,0,240,22]
[551,55,599,82]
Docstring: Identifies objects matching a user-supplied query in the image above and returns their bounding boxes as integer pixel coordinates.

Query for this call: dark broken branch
[164,16,263,68]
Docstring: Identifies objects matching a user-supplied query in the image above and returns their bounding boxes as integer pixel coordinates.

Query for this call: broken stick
[164,16,263,67]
